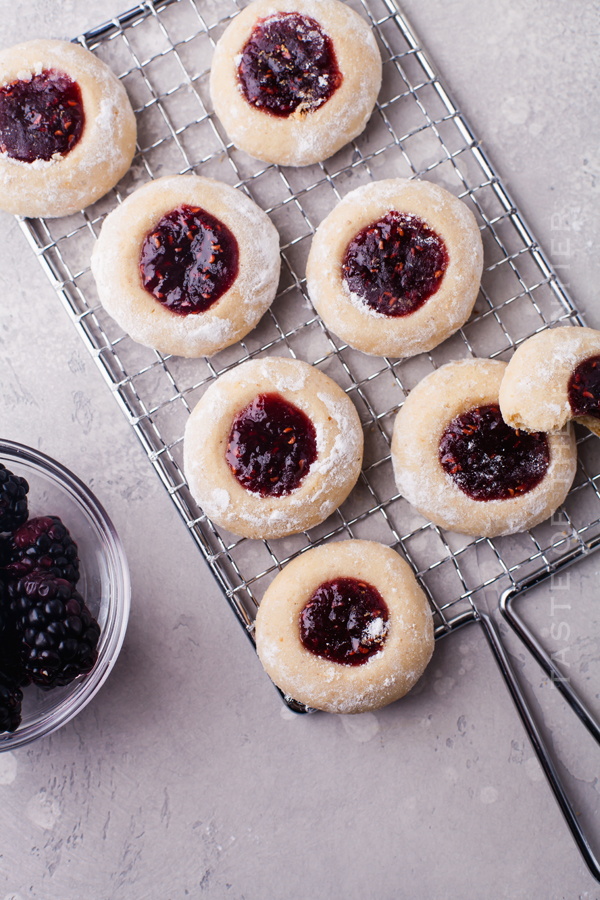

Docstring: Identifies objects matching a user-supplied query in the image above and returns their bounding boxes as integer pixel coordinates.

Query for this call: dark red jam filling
[140,205,239,315]
[237,12,342,118]
[342,212,449,318]
[299,577,389,666]
[568,355,600,420]
[225,392,317,497]
[0,70,84,163]
[439,403,550,501]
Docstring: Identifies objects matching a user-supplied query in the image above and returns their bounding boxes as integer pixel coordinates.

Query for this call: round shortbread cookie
[255,539,434,714]
[391,358,577,537]
[0,39,136,218]
[499,326,600,436]
[209,0,382,167]
[306,178,483,358]
[91,174,281,358]
[183,357,363,539]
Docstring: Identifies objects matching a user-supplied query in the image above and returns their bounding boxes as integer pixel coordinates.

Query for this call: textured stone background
[0,1,599,898]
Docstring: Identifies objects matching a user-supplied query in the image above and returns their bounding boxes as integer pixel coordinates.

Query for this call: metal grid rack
[17,1,600,664]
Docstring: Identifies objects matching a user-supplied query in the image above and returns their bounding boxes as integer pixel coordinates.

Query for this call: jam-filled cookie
[255,539,434,713]
[391,359,577,537]
[499,326,600,436]
[0,39,136,218]
[91,175,281,358]
[209,0,382,167]
[183,357,363,539]
[306,178,483,358]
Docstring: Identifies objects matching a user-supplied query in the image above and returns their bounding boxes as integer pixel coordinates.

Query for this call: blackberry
[0,572,32,688]
[0,630,30,688]
[0,464,29,533]
[5,516,80,585]
[8,573,100,689]
[0,670,23,733]
[0,577,6,634]
[0,536,11,570]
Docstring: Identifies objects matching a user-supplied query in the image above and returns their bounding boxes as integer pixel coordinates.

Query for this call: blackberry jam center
[299,577,389,666]
[140,205,239,315]
[439,403,549,501]
[226,393,317,497]
[0,69,84,163]
[568,355,600,420]
[238,12,342,118]
[342,212,448,318]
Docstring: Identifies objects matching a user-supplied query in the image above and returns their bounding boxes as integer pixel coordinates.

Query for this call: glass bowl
[0,440,130,750]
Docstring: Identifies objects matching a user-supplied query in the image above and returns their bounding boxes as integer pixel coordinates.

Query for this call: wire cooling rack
[17,0,600,672]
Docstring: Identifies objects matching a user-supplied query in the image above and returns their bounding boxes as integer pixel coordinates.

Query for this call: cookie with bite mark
[499,326,600,436]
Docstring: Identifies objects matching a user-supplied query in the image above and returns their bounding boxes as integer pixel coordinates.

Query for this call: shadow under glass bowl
[0,440,130,751]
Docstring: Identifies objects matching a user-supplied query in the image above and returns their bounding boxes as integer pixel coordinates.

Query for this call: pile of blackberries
[0,463,101,734]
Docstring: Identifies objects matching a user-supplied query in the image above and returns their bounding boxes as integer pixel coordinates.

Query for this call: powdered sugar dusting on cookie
[0,39,136,218]
[255,540,434,713]
[92,174,280,358]
[183,357,363,539]
[500,327,600,433]
[207,488,231,515]
[210,0,382,167]
[306,177,483,358]
[312,390,362,481]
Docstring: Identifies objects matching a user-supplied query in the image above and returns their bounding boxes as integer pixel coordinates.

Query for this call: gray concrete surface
[0,1,599,898]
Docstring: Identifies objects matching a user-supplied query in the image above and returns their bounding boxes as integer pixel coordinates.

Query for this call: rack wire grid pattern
[18,0,600,685]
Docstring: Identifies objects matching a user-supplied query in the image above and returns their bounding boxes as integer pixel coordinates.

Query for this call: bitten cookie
[391,358,577,537]
[499,326,600,436]
[91,175,281,358]
[305,178,483,358]
[183,357,363,539]
[255,539,434,713]
[209,0,382,167]
[0,39,136,218]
